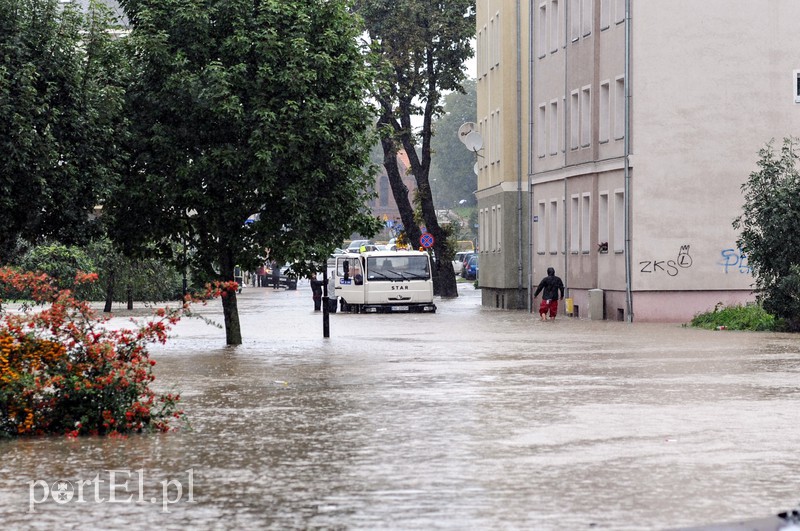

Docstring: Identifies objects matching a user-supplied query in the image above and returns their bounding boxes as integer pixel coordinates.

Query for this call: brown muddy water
[2,281,800,530]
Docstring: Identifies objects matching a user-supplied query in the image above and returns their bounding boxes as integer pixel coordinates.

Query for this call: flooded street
[3,281,800,530]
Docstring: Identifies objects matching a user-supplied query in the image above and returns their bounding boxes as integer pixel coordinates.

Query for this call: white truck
[331,250,437,313]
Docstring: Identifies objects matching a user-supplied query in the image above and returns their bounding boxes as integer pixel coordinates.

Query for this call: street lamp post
[322,268,330,338]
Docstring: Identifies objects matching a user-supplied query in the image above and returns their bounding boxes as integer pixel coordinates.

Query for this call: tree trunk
[126,285,133,310]
[103,269,115,313]
[418,182,458,297]
[379,117,421,249]
[220,248,242,345]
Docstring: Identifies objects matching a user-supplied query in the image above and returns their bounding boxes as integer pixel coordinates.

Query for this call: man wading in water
[533,267,565,321]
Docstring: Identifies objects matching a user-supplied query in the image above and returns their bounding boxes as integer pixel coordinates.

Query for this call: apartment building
[477,0,800,321]
[475,1,531,310]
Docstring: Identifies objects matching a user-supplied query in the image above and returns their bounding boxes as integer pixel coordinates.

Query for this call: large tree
[355,0,475,297]
[734,137,800,329]
[111,0,379,344]
[0,0,127,263]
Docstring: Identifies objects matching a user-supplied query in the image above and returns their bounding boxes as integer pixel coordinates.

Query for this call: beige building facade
[475,0,532,310]
[477,0,800,321]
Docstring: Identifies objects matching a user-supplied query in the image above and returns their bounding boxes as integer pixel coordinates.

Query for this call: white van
[332,251,436,313]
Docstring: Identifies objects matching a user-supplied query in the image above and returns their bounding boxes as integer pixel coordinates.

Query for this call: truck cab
[333,251,436,313]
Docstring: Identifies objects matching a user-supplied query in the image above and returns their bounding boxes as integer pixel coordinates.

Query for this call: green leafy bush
[17,243,96,296]
[690,303,779,331]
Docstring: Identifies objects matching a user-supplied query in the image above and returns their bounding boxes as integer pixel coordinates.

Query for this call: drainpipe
[623,0,633,322]
[563,0,569,300]
[527,0,535,313]
[516,0,524,309]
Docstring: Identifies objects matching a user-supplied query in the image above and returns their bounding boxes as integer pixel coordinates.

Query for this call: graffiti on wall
[639,245,694,277]
[636,245,752,276]
[719,248,751,274]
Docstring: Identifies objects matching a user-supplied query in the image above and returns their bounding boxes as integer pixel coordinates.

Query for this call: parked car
[464,255,479,280]
[452,251,471,275]
[346,240,377,253]
[460,252,477,278]
[265,263,298,290]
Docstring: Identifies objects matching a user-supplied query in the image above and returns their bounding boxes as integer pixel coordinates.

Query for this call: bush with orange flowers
[0,267,236,438]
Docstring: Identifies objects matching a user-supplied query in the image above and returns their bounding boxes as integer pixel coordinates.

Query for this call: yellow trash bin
[565,297,574,315]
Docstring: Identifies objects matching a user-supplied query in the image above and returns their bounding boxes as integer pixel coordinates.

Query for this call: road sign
[420,232,434,248]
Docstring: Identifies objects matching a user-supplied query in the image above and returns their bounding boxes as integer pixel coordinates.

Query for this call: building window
[538,3,547,58]
[491,206,497,251]
[537,202,546,253]
[561,96,566,152]
[550,0,560,53]
[794,70,800,103]
[581,0,592,37]
[614,0,624,24]
[570,0,580,41]
[613,190,624,252]
[549,100,559,155]
[476,29,482,77]
[549,199,558,254]
[599,81,610,143]
[600,0,609,29]
[614,76,625,140]
[570,91,579,149]
[494,110,501,163]
[496,204,502,251]
[492,13,501,67]
[480,208,485,252]
[599,192,609,251]
[489,18,495,71]
[538,104,547,157]
[581,193,591,253]
[478,118,489,168]
[580,85,591,147]
[570,195,580,253]
[478,26,489,77]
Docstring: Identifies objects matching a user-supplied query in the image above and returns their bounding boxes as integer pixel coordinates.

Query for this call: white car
[452,251,471,274]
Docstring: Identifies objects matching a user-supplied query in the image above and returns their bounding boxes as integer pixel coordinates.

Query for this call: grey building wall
[525,0,800,322]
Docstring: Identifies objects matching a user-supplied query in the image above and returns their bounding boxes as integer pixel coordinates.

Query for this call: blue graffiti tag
[719,248,751,274]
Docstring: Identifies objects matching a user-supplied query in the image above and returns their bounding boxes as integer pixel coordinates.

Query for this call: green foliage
[0,0,129,263]
[690,303,778,332]
[733,138,800,326]
[112,0,378,269]
[111,0,382,342]
[17,243,96,296]
[10,240,183,304]
[430,79,478,209]
[84,239,184,304]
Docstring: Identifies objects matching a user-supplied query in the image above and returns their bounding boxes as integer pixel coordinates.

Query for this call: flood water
[2,281,800,530]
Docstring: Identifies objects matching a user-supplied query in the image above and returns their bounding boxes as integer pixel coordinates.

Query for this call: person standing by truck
[270,260,280,289]
[310,274,324,311]
[533,267,565,321]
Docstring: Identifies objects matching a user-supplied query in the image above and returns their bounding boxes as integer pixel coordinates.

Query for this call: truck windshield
[366,255,430,281]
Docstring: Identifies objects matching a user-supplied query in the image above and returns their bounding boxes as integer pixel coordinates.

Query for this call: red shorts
[539,298,558,318]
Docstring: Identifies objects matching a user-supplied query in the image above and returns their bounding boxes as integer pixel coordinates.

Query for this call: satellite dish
[463,131,483,152]
[473,162,479,175]
[458,122,476,144]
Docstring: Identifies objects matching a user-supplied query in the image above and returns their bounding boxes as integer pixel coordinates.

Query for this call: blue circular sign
[420,232,434,248]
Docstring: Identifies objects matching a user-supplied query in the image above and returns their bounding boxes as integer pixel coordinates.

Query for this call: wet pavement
[2,281,800,530]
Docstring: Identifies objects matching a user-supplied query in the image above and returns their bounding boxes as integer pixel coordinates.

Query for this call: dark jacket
[534,274,564,301]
